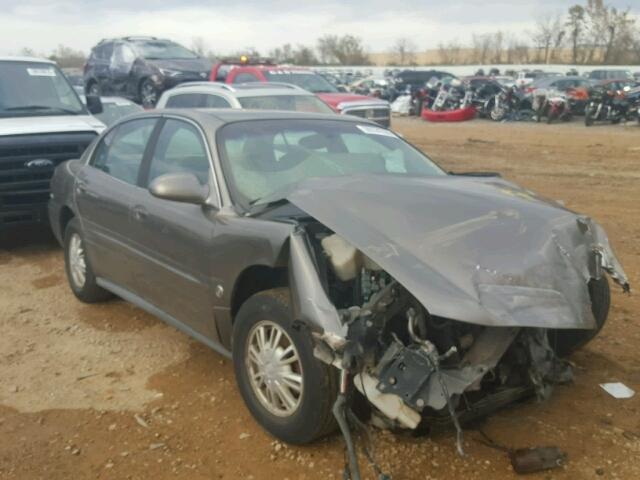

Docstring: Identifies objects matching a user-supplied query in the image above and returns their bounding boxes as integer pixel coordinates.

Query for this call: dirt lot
[1,118,639,480]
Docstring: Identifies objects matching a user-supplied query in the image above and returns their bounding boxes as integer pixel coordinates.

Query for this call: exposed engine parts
[306,231,579,470]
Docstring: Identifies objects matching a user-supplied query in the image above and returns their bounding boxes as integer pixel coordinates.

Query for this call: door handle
[131,205,148,222]
[75,182,87,194]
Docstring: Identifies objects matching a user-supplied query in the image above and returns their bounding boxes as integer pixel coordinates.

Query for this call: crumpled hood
[287,174,629,330]
[147,58,212,74]
[0,115,104,136]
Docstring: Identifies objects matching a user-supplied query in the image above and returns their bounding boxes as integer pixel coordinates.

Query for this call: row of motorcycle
[405,80,640,125]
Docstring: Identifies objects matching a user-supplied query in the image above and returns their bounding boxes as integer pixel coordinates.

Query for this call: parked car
[84,36,212,108]
[0,56,104,229]
[514,70,547,88]
[62,67,85,95]
[156,82,334,114]
[81,96,143,126]
[210,58,391,126]
[588,69,633,81]
[49,109,628,462]
[389,69,453,95]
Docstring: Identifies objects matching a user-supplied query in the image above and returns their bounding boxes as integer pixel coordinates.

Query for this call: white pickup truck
[0,57,105,228]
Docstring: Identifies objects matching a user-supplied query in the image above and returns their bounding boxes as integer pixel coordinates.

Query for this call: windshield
[263,71,338,93]
[135,41,198,60]
[217,119,446,210]
[238,95,334,114]
[0,61,85,117]
[94,101,143,126]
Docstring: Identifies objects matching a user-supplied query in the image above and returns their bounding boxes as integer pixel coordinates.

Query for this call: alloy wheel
[245,321,304,417]
[68,233,87,288]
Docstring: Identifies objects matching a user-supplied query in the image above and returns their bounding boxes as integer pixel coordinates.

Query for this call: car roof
[168,82,313,97]
[128,108,378,129]
[0,56,55,64]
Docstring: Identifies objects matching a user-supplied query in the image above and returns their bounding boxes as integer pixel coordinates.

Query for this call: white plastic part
[353,372,421,429]
[321,234,361,281]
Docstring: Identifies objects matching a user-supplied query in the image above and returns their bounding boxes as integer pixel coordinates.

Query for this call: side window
[233,72,259,83]
[166,93,206,108]
[165,93,231,108]
[148,119,210,186]
[204,94,232,108]
[92,118,156,185]
[98,42,114,62]
[112,44,136,68]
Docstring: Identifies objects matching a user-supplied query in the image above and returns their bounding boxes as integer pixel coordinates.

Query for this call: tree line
[18,1,640,68]
[437,0,640,65]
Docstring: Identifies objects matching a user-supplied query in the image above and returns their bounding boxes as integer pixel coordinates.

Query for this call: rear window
[237,95,334,114]
[263,71,338,93]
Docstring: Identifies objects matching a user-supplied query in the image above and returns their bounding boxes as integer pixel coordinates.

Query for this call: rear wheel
[232,288,337,444]
[64,218,112,303]
[550,276,610,357]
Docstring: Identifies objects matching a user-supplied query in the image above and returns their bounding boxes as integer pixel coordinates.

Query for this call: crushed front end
[285,175,629,476]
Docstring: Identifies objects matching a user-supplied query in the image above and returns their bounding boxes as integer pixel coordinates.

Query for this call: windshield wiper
[246,197,289,215]
[5,105,80,115]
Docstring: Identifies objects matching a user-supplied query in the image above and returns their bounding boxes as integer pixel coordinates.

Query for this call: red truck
[210,59,391,126]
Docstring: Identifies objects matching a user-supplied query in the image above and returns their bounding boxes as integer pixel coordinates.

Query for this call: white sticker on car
[27,68,56,77]
[357,125,396,138]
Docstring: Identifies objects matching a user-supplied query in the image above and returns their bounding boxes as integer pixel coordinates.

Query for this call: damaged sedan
[48,109,629,462]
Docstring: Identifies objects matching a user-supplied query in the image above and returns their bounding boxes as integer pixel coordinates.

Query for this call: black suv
[84,37,212,108]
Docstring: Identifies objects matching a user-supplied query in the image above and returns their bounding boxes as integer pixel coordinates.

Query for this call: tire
[550,276,610,357]
[139,79,158,108]
[63,217,112,303]
[232,288,338,445]
[86,81,100,97]
[585,110,594,126]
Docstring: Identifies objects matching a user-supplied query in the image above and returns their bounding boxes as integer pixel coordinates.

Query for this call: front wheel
[585,108,594,126]
[139,79,159,108]
[550,276,610,357]
[232,288,338,444]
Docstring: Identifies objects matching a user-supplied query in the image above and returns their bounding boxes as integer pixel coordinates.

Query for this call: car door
[110,43,137,97]
[75,117,159,293]
[128,117,220,340]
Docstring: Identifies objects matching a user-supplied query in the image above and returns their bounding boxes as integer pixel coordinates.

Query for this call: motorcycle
[533,89,572,124]
[584,85,628,126]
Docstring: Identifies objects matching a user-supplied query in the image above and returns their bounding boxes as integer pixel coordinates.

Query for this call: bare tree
[191,37,207,56]
[316,35,370,65]
[471,34,492,64]
[292,45,319,65]
[566,5,586,63]
[437,40,462,65]
[390,38,417,65]
[48,45,86,68]
[490,32,504,63]
[317,35,339,64]
[530,15,563,63]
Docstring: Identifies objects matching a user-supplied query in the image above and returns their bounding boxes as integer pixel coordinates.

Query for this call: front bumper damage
[286,175,629,477]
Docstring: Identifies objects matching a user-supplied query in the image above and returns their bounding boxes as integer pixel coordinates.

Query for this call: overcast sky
[1,0,637,56]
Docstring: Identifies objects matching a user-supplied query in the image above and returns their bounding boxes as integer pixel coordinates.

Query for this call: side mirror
[337,86,348,93]
[149,172,210,205]
[86,95,103,115]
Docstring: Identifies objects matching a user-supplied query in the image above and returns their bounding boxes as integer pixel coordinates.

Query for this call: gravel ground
[1,118,639,480]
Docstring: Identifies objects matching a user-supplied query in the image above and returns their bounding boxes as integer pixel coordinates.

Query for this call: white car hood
[0,115,105,136]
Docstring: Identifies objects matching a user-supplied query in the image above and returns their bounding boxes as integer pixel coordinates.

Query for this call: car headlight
[159,68,181,77]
